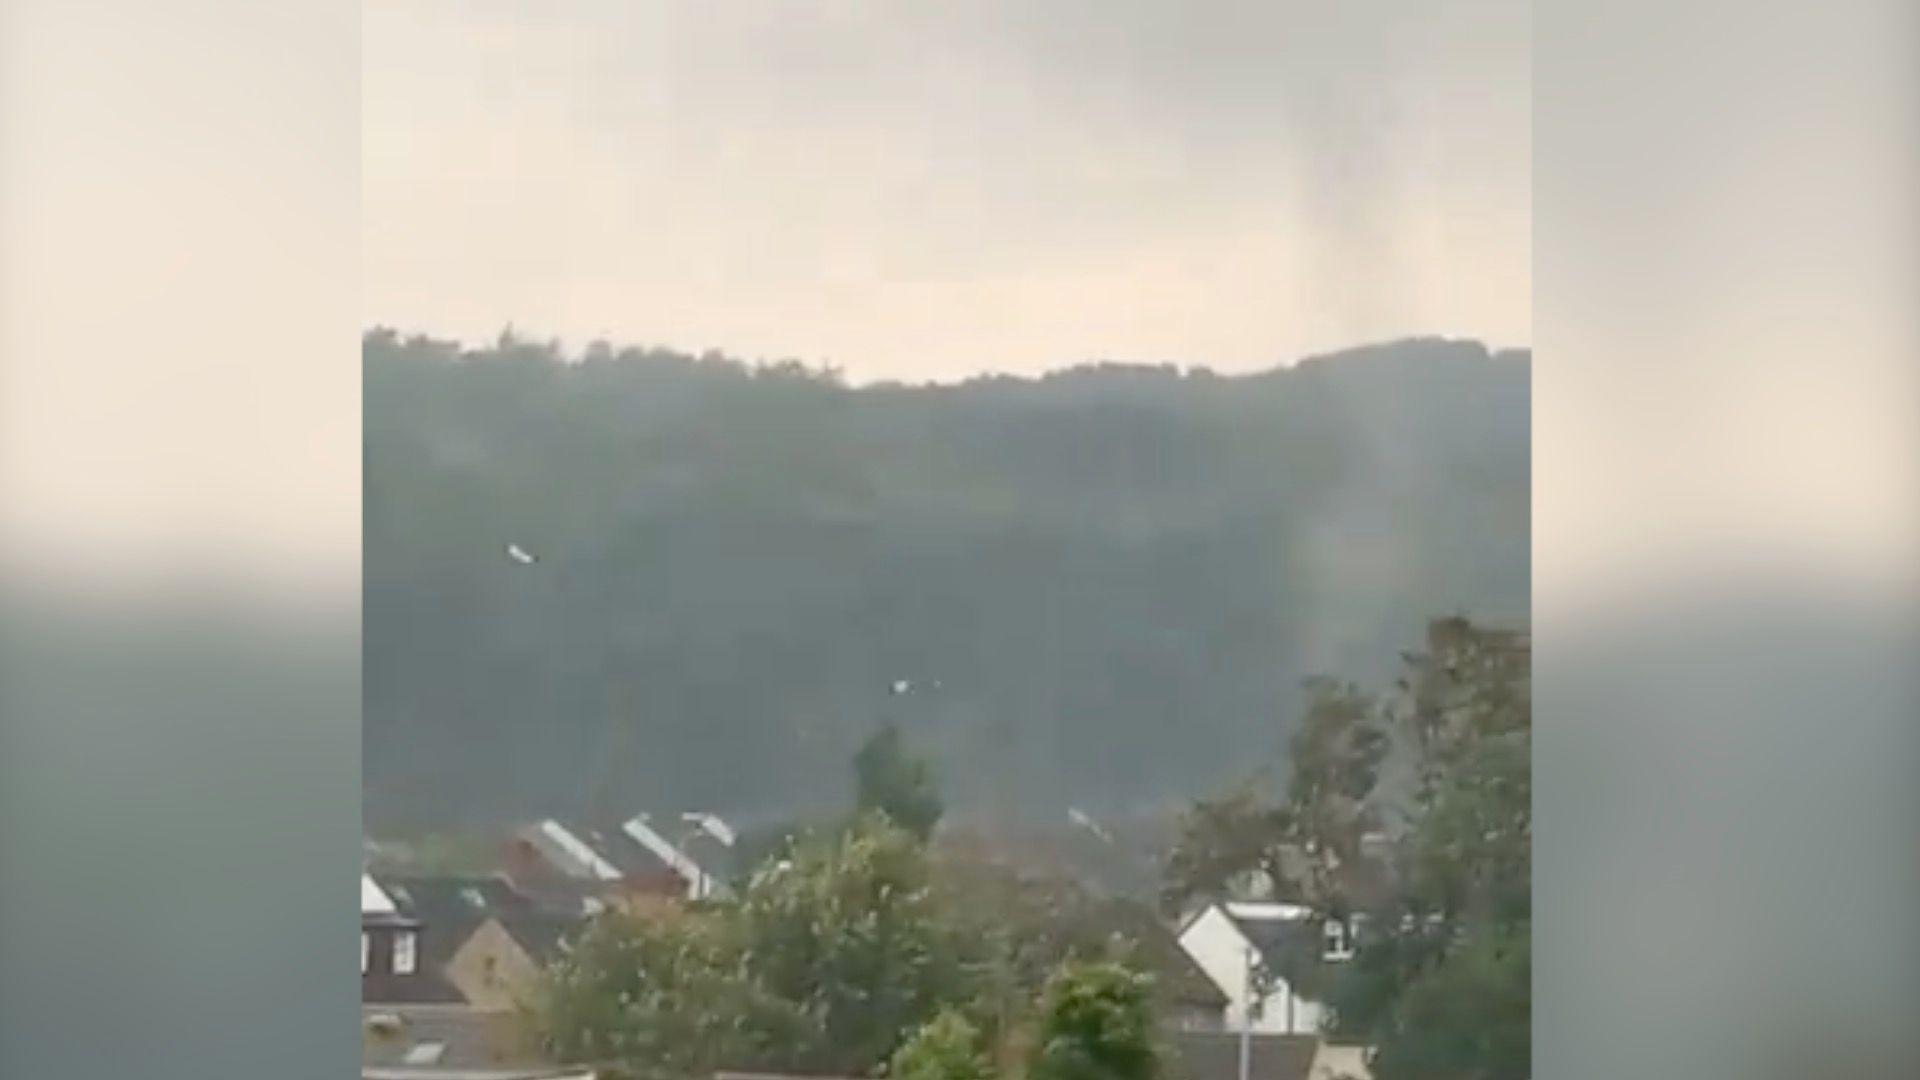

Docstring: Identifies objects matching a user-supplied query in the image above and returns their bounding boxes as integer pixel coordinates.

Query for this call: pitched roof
[493,913,578,964]
[516,820,627,882]
[500,811,744,900]
[569,819,682,881]
[365,874,400,915]
[377,875,536,974]
[615,813,714,888]
[1094,899,1229,1008]
[525,815,729,891]
[1219,902,1318,970]
[1164,1032,1321,1080]
[507,878,616,919]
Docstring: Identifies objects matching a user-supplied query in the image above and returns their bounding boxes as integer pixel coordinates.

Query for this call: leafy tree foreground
[1165,618,1531,1080]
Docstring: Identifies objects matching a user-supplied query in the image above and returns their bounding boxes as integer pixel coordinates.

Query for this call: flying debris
[1067,807,1114,845]
[505,543,537,565]
[889,679,912,696]
[681,812,738,847]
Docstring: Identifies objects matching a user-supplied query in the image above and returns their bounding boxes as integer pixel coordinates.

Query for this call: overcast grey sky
[364,1,1529,383]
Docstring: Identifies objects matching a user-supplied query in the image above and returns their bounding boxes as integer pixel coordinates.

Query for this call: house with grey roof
[501,813,738,904]
[1176,901,1359,1035]
[365,873,461,1004]
[374,874,580,1009]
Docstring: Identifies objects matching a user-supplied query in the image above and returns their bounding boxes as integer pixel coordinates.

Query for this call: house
[503,821,627,886]
[376,875,579,1010]
[362,1003,595,1080]
[502,814,736,905]
[443,913,576,1011]
[1176,902,1359,1035]
[507,877,619,921]
[364,874,461,1004]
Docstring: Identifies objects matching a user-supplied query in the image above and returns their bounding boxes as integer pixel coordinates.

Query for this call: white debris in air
[506,543,536,565]
[1067,807,1114,844]
[682,811,738,847]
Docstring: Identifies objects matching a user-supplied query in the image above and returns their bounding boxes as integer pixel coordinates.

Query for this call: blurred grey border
[1536,1,1920,1078]
[3,2,1917,1079]
[0,1,359,1077]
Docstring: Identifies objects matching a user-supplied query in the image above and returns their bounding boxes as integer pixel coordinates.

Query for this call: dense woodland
[364,331,1528,830]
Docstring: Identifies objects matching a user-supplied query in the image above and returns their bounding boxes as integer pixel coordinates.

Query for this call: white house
[1176,901,1354,1035]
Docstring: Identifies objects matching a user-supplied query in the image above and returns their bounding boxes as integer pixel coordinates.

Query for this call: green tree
[1028,961,1160,1080]
[1323,619,1531,1080]
[1160,778,1289,915]
[854,724,945,840]
[542,814,974,1079]
[540,907,820,1080]
[1161,617,1530,1080]
[736,812,969,1073]
[1162,678,1387,915]
[890,1009,991,1080]
[932,841,1206,1070]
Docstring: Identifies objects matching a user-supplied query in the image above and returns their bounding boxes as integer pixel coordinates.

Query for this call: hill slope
[364,332,1528,829]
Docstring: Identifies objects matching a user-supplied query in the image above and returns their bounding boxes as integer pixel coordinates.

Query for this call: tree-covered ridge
[364,330,1528,829]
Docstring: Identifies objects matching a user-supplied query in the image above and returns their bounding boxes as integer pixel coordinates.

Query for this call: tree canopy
[543,814,967,1078]
[1163,617,1531,1080]
[891,1009,992,1080]
[543,744,1190,1080]
[1027,961,1162,1080]
[856,724,946,839]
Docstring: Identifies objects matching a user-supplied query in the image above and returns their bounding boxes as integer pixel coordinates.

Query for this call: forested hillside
[364,331,1527,829]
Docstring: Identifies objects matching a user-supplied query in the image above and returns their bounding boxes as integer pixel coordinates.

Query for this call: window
[361,932,370,974]
[393,930,418,975]
[1322,918,1354,961]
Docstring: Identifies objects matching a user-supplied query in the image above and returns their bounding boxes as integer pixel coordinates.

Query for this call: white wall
[1176,905,1327,1035]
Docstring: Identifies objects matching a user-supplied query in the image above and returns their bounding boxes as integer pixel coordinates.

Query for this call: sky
[364,1,1530,383]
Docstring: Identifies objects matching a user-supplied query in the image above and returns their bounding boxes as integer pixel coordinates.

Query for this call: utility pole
[1239,945,1254,1080]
